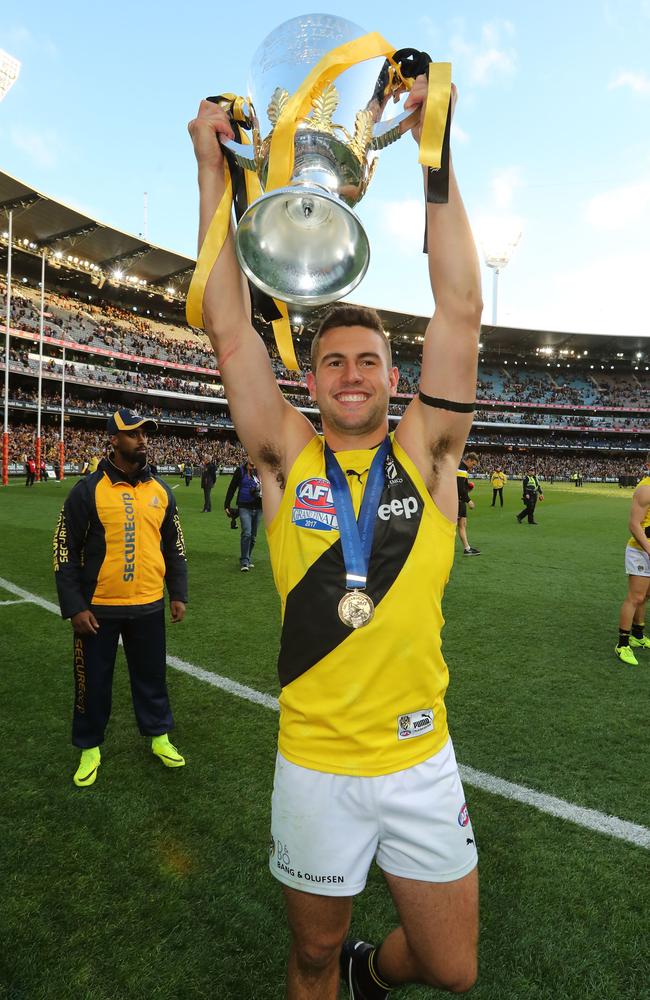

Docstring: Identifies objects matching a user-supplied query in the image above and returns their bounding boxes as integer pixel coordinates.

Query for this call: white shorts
[625,545,650,577]
[269,738,478,897]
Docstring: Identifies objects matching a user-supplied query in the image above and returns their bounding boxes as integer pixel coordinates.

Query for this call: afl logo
[458,803,470,828]
[292,478,339,531]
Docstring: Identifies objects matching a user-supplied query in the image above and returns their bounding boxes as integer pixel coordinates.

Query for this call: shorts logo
[276,840,291,866]
[397,709,434,740]
[292,478,339,531]
[458,803,470,828]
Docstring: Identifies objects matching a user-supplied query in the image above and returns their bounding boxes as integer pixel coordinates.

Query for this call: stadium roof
[1,168,648,361]
[0,169,195,296]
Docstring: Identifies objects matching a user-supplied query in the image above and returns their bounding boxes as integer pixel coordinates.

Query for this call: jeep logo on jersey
[378,496,419,521]
[292,478,339,531]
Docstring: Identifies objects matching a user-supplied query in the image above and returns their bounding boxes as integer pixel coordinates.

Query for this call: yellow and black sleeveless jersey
[628,475,650,550]
[267,435,456,777]
[53,458,187,619]
[457,462,471,503]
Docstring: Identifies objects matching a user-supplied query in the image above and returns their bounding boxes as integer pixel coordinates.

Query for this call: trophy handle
[370,108,420,150]
[220,138,257,170]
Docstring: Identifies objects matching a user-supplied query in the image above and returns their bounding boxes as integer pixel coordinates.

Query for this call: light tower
[0,50,21,103]
[482,230,522,326]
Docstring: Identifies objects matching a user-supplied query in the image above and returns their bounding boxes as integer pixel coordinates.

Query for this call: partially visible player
[615,458,650,665]
[457,452,480,555]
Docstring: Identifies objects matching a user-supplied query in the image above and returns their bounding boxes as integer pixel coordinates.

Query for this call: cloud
[451,121,469,144]
[524,250,650,336]
[5,25,58,59]
[609,70,650,95]
[382,199,425,254]
[451,21,517,86]
[585,178,650,230]
[10,126,60,168]
[490,166,523,210]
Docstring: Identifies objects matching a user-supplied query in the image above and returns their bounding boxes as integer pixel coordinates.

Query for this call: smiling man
[53,407,188,787]
[189,73,482,999]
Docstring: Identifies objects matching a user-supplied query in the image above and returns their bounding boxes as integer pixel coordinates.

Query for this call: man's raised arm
[188,101,313,480]
[396,79,483,511]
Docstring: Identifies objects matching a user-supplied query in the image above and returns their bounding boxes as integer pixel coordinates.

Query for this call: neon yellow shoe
[73,747,101,787]
[629,635,650,649]
[615,645,638,666]
[151,734,185,768]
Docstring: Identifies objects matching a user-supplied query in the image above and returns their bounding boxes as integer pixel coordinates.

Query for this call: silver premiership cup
[221,14,418,307]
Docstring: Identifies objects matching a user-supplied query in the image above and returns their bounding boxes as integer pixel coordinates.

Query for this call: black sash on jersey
[277,448,423,687]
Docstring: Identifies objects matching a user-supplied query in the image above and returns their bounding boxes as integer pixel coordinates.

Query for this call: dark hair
[310,303,392,369]
[466,452,479,463]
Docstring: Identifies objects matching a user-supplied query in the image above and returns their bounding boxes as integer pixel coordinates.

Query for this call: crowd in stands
[7,421,246,471]
[8,418,640,481]
[6,344,227,400]
[5,380,649,441]
[3,275,648,485]
[470,450,643,481]
[3,279,648,410]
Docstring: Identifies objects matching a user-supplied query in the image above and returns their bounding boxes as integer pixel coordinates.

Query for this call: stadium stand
[1,169,648,484]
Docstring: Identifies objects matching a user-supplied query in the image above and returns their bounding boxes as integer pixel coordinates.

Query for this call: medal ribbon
[325,437,390,590]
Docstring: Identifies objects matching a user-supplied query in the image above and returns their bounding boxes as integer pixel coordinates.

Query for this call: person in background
[457,452,480,554]
[184,460,194,487]
[53,407,188,787]
[516,467,544,524]
[224,457,262,571]
[201,455,217,512]
[490,466,507,507]
[615,456,650,665]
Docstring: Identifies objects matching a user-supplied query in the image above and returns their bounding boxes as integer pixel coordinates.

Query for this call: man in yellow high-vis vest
[490,467,507,507]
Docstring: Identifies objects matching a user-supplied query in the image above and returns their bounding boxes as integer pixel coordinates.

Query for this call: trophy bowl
[226,14,409,307]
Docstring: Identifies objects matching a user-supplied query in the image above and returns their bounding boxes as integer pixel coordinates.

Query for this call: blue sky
[1,1,650,337]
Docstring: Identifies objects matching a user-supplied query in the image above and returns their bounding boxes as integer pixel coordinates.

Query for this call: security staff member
[490,467,507,507]
[516,467,544,524]
[53,408,188,787]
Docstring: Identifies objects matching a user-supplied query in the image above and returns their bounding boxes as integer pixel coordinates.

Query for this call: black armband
[418,391,475,413]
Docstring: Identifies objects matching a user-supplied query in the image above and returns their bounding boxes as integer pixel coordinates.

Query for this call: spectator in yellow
[490,467,507,507]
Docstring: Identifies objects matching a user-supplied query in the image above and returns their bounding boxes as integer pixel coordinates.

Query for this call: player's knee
[292,935,343,973]
[420,954,477,994]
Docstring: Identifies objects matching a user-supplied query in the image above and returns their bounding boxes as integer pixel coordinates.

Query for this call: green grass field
[1,475,649,1000]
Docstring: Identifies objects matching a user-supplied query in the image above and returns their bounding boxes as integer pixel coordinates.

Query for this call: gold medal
[338,590,375,629]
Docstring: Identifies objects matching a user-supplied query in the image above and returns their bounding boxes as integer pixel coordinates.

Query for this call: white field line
[1,575,648,851]
[0,599,28,605]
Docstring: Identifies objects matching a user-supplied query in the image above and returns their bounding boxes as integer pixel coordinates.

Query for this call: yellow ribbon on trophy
[186,41,452,373]
[185,97,299,371]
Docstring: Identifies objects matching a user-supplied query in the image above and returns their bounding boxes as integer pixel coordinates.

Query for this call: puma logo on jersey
[378,496,419,521]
